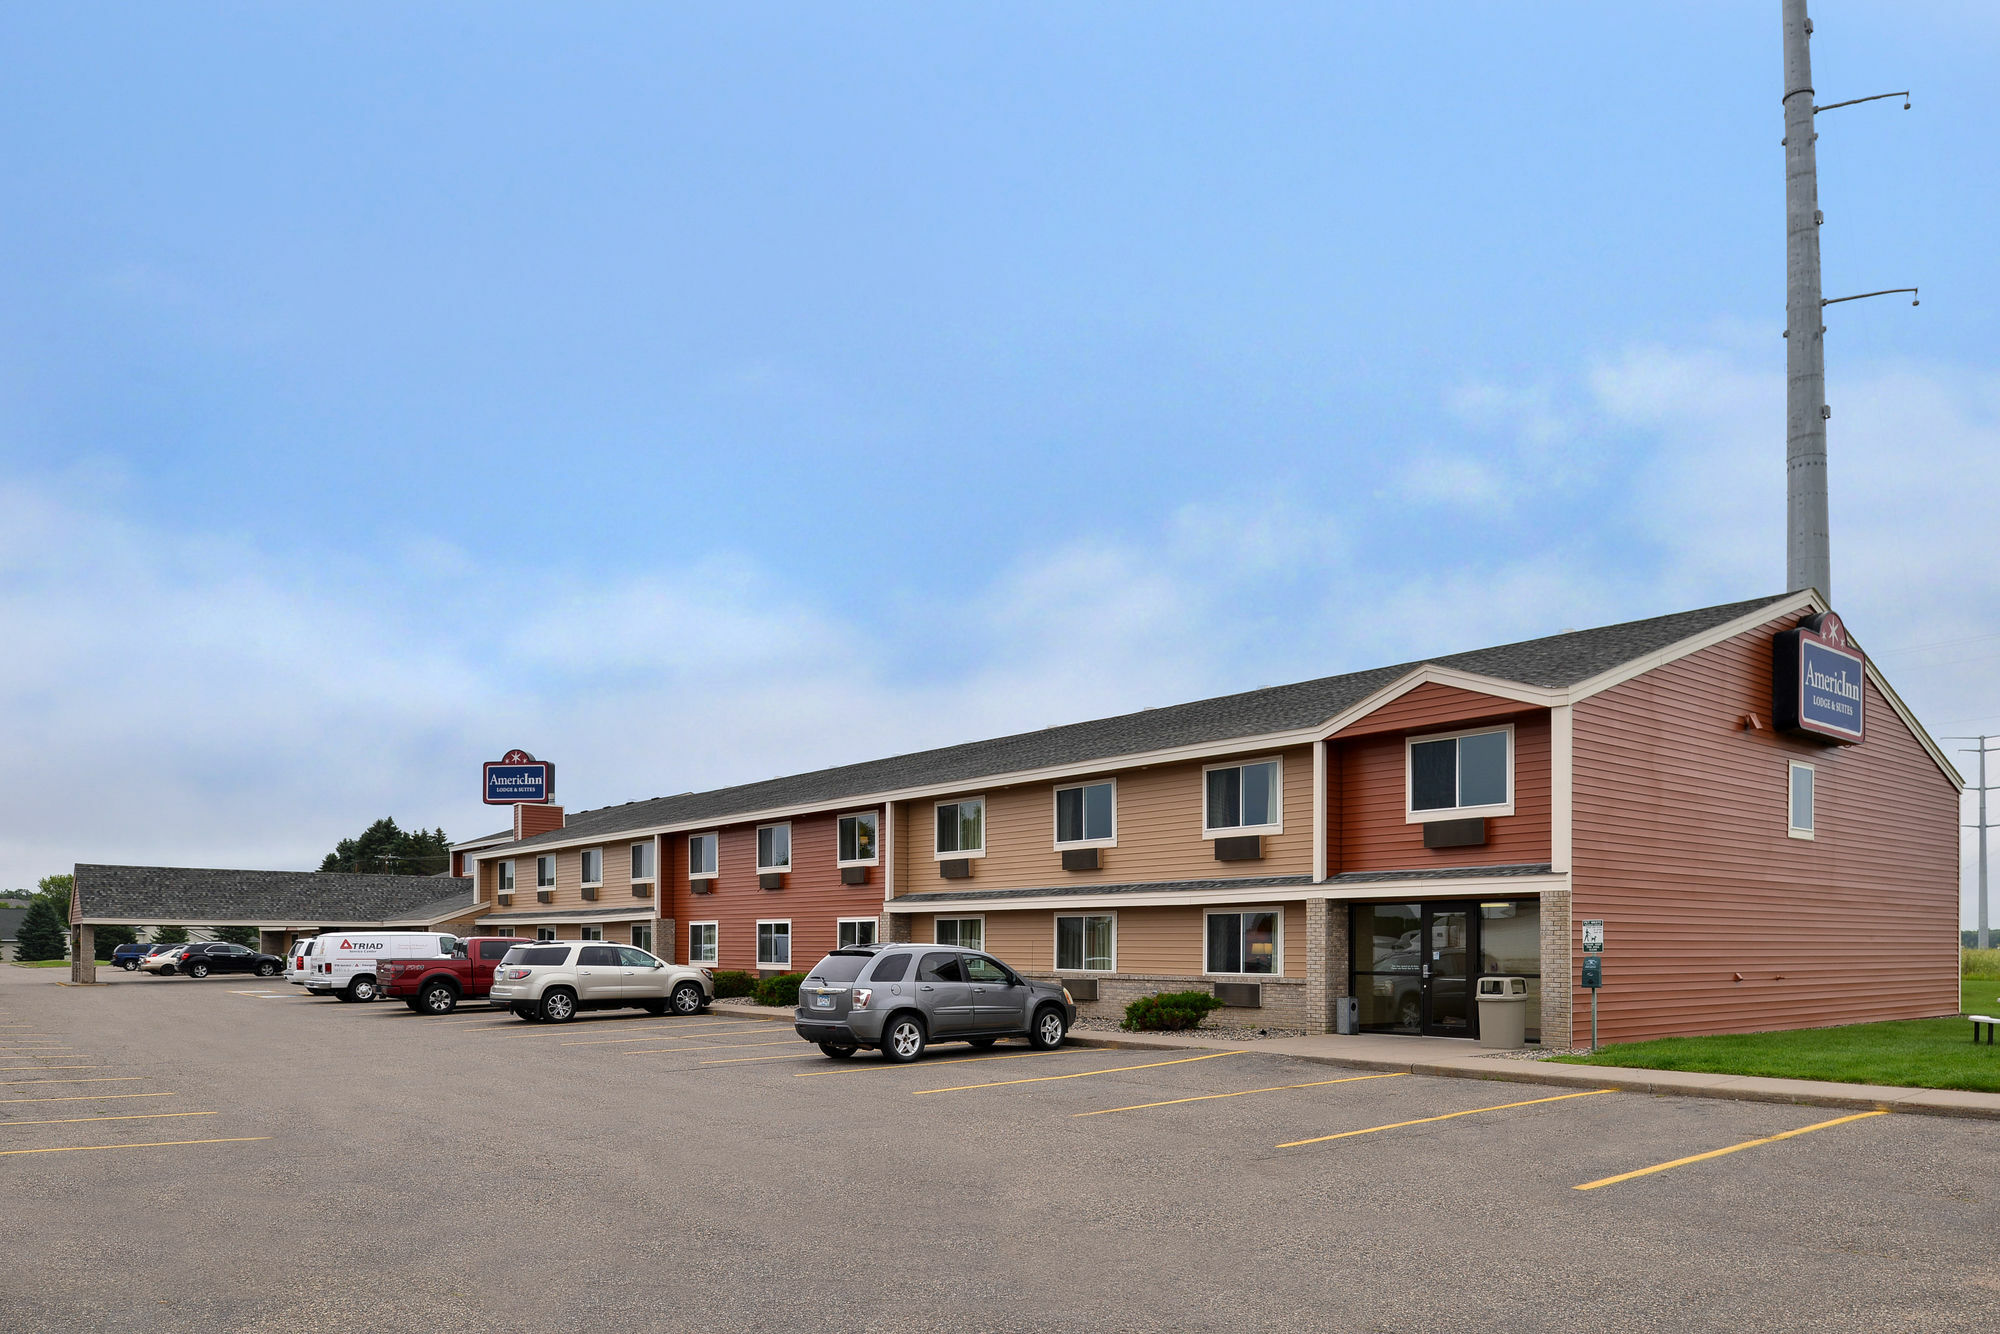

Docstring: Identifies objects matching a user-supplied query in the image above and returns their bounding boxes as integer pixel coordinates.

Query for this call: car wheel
[255,962,278,977]
[670,982,704,1016]
[121,960,137,972]
[882,1014,927,1063]
[539,988,577,1023]
[347,977,378,1003]
[1029,1005,1068,1050]
[969,1038,998,1049]
[188,962,210,979]
[333,991,354,1003]
[419,983,457,1015]
[818,1043,858,1060]
[511,1004,537,1022]
[404,999,423,1012]
[640,1000,668,1016]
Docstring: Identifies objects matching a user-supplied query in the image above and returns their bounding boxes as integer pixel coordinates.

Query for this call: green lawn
[9,959,76,968]
[1553,974,2000,1094]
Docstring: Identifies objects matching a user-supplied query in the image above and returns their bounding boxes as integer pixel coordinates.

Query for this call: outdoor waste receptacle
[1476,976,1529,1048]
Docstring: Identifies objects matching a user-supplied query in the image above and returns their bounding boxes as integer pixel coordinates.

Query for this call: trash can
[1476,975,1528,1048]
[1334,996,1359,1035]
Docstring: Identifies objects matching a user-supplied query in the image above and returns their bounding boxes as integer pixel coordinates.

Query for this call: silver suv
[793,943,1075,1062]
[489,942,714,1023]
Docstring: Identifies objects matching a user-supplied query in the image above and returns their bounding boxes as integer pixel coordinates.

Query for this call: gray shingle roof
[891,863,1556,906]
[72,865,476,926]
[0,906,25,942]
[494,592,1796,854]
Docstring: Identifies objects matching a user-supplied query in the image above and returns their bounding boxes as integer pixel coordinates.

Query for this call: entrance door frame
[1419,901,1478,1039]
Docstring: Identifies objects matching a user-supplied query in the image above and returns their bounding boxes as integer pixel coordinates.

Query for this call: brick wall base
[1539,887,1573,1049]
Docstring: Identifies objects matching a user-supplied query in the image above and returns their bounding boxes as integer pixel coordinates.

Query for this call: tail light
[499,967,531,980]
[851,988,872,1010]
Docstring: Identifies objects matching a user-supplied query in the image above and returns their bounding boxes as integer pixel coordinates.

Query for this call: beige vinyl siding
[895,746,1316,897]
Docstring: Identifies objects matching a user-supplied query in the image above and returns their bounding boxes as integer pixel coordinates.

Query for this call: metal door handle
[920,985,934,991]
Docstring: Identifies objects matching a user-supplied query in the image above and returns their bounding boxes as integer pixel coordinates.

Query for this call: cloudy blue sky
[4,3,1996,924]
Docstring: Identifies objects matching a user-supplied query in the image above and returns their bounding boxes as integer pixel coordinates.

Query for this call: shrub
[710,970,759,999]
[751,972,806,1008]
[1121,990,1225,1032]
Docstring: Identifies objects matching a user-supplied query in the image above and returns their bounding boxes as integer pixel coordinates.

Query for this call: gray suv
[793,943,1076,1062]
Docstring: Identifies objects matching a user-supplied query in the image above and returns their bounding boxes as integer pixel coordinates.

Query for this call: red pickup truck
[379,937,523,1014]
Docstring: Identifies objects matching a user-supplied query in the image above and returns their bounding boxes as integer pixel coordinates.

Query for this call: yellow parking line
[1277,1089,1614,1147]
[914,1051,1245,1096]
[0,1077,142,1087]
[0,1065,97,1073]
[0,1136,270,1158]
[0,1111,218,1128]
[622,1039,795,1055]
[794,1049,1083,1078]
[1573,1109,1890,1191]
[1076,1071,1407,1117]
[0,1092,175,1106]
[698,1052,820,1066]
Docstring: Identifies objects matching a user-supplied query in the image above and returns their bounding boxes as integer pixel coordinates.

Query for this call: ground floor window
[495,928,517,937]
[580,925,604,941]
[838,918,878,949]
[934,916,983,950]
[1055,913,1115,971]
[631,922,652,953]
[689,921,718,964]
[1204,909,1279,975]
[757,920,792,967]
[535,928,556,942]
[1350,900,1540,1041]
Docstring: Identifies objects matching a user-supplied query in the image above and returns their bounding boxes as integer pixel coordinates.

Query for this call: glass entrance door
[1421,905,1474,1037]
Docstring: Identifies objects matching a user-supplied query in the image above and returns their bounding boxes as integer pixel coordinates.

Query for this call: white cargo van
[287,934,321,987]
[305,932,459,1002]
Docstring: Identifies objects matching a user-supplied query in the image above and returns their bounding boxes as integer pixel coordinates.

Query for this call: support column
[885,913,913,943]
[70,924,96,984]
[1539,889,1572,1050]
[1303,899,1349,1033]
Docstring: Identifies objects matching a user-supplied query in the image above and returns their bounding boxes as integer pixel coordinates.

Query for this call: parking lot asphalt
[5,967,1998,1334]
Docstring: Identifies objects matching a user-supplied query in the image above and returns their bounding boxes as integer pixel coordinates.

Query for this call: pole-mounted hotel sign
[484,749,555,804]
[1772,611,1865,744]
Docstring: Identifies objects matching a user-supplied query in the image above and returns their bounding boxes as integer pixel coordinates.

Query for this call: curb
[1065,1033,2000,1121]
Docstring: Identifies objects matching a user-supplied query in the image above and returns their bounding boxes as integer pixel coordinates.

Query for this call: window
[1205,909,1281,976]
[963,955,1016,985]
[1204,760,1282,834]
[618,946,656,967]
[1406,726,1513,820]
[536,855,556,888]
[1789,761,1815,838]
[580,849,604,886]
[1054,781,1116,847]
[580,925,604,941]
[535,928,557,942]
[837,811,879,865]
[935,798,985,857]
[497,861,515,893]
[869,952,912,983]
[916,951,964,983]
[757,920,792,967]
[478,940,512,962]
[934,917,984,950]
[688,922,718,964]
[495,928,517,937]
[688,832,719,880]
[631,841,655,882]
[838,918,878,949]
[514,944,567,964]
[578,945,619,966]
[757,823,791,873]
[631,922,652,953]
[1056,914,1116,971]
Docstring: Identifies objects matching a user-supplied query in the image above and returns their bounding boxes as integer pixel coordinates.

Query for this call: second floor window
[536,855,556,888]
[497,861,515,892]
[631,841,655,881]
[579,849,603,885]
[757,823,792,872]
[1407,727,1512,818]
[1054,781,1115,846]
[935,798,985,857]
[1205,760,1280,833]
[688,832,718,879]
[838,812,879,865]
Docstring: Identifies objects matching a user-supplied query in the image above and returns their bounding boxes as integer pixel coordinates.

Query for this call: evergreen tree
[214,925,260,948]
[319,818,451,876]
[152,925,189,945]
[92,925,138,960]
[16,898,68,961]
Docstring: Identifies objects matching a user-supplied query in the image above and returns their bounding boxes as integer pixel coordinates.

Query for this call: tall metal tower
[1781,0,1829,603]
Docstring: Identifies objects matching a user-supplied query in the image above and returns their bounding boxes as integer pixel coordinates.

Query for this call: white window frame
[756,919,793,968]
[630,840,655,883]
[535,927,556,942]
[756,822,793,874]
[579,848,604,887]
[688,832,719,881]
[497,860,515,893]
[933,915,985,950]
[1201,757,1286,838]
[688,921,719,965]
[1052,779,1118,850]
[1403,724,1516,823]
[1053,911,1117,973]
[1789,761,1816,839]
[631,921,652,953]
[837,917,879,949]
[495,927,517,937]
[836,810,881,868]
[1202,906,1285,978]
[933,796,987,860]
[580,925,604,942]
[536,855,556,888]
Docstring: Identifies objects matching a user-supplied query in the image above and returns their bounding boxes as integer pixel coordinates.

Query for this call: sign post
[1581,920,1605,1052]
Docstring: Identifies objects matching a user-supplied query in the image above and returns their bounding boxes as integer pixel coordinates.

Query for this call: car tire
[969,1038,998,1048]
[333,991,354,1003]
[818,1043,858,1060]
[882,1014,927,1063]
[511,1004,537,1022]
[419,983,457,1015]
[1029,1005,1068,1050]
[120,960,137,972]
[669,982,704,1017]
[256,962,278,977]
[404,999,423,1012]
[347,977,378,1003]
[539,988,578,1023]
[640,1000,669,1016]
[188,962,210,979]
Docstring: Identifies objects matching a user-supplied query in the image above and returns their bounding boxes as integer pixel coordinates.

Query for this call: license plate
[813,994,833,1009]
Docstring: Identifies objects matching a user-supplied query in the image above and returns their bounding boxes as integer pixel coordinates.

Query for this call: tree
[319,818,452,876]
[16,898,69,961]
[92,925,138,960]
[152,925,189,945]
[214,925,260,948]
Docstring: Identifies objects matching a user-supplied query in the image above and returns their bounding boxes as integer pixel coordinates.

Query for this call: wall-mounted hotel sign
[1772,611,1865,744]
[484,749,555,804]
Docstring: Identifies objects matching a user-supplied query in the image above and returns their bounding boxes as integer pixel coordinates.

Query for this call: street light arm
[1823,287,1919,308]
[1815,90,1910,113]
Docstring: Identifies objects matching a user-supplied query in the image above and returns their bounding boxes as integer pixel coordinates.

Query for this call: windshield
[805,952,871,984]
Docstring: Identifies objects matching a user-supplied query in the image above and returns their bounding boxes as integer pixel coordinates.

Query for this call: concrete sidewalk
[1069,1027,2000,1121]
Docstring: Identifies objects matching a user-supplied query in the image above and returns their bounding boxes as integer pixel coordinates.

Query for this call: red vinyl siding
[1571,616,1960,1043]
[663,810,884,971]
[1330,709,1552,872]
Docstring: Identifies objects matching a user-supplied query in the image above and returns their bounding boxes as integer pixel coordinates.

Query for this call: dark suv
[793,943,1075,1062]
[158,942,284,979]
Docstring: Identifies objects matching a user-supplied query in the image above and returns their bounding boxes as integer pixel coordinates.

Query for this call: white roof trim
[884,873,1568,914]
